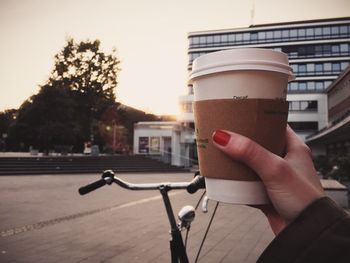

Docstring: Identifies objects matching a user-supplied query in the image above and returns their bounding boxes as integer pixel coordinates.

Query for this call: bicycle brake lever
[202,196,209,213]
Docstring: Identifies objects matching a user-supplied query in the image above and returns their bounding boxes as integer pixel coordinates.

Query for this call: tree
[116,104,161,146]
[8,38,121,152]
[8,85,77,152]
[0,109,17,151]
[49,38,120,143]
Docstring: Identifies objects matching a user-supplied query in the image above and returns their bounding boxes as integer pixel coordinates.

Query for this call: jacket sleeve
[257,197,350,263]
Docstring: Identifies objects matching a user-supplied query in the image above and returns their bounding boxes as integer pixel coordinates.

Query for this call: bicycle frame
[79,170,205,263]
[113,177,190,263]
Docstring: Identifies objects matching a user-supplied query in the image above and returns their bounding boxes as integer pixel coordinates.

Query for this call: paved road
[0,173,274,262]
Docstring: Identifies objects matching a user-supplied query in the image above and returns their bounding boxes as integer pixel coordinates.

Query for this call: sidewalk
[0,173,274,263]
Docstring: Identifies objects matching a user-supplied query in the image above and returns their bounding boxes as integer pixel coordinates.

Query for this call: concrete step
[0,155,189,175]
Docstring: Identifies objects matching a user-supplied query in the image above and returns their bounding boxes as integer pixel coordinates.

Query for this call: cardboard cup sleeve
[194,99,289,181]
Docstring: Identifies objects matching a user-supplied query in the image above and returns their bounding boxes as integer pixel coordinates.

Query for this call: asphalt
[0,173,274,263]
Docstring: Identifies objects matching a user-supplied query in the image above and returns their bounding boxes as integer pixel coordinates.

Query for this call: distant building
[133,122,195,167]
[179,17,350,141]
[306,65,350,156]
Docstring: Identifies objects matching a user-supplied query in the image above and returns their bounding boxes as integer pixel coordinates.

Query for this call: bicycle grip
[79,179,106,195]
[187,175,205,194]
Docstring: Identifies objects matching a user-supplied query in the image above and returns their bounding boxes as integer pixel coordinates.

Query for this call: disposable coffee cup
[189,48,294,205]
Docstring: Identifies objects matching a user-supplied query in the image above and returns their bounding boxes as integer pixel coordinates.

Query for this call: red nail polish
[213,130,231,146]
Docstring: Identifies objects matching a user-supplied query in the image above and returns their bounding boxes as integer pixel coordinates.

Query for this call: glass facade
[289,121,319,132]
[288,100,318,111]
[188,18,350,94]
[189,43,350,64]
[288,80,334,92]
[189,24,350,49]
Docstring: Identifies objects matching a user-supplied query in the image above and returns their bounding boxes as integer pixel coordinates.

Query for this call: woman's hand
[212,126,325,235]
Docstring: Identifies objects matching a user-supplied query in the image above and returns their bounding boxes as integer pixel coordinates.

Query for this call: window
[149,137,160,154]
[300,101,308,110]
[258,32,266,40]
[307,63,315,73]
[315,63,323,73]
[315,45,323,56]
[199,36,206,44]
[315,27,322,36]
[306,28,314,37]
[299,46,306,55]
[250,33,258,41]
[214,35,220,43]
[298,64,307,73]
[341,62,349,70]
[274,30,282,39]
[243,33,250,41]
[316,82,324,90]
[290,29,297,38]
[207,35,213,44]
[306,46,314,55]
[188,85,194,94]
[323,45,331,55]
[289,101,317,111]
[266,31,273,39]
[181,102,193,113]
[289,101,298,110]
[298,28,306,37]
[221,34,228,43]
[236,33,242,42]
[305,101,318,111]
[307,82,315,91]
[282,30,289,38]
[331,26,340,35]
[288,122,318,131]
[340,44,348,53]
[323,27,331,35]
[299,82,307,91]
[325,81,333,89]
[138,137,149,154]
[192,37,199,45]
[332,45,340,54]
[340,25,348,34]
[228,34,235,42]
[332,63,341,72]
[324,63,332,73]
[290,82,298,91]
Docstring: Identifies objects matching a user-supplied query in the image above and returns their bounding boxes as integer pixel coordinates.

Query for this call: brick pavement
[0,173,274,262]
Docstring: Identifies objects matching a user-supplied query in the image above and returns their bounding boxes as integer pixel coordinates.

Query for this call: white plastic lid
[189,48,295,82]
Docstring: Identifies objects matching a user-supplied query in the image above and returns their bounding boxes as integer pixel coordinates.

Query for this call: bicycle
[78,170,219,263]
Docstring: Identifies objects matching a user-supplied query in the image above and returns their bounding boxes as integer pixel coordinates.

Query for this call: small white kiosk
[133,121,195,167]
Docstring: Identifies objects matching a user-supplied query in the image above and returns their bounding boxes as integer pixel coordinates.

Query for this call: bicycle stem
[159,185,189,263]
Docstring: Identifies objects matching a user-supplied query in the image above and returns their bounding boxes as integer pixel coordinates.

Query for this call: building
[306,65,350,156]
[133,121,195,167]
[179,17,350,141]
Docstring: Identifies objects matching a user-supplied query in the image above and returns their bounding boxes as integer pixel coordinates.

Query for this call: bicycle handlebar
[187,174,206,194]
[78,170,205,195]
[78,179,107,195]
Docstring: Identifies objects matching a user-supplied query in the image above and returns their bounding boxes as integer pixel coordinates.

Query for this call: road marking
[0,192,182,238]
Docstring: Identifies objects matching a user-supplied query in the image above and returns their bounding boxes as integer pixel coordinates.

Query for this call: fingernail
[213,130,231,146]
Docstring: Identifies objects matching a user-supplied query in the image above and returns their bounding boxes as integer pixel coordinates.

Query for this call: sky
[1,0,349,116]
